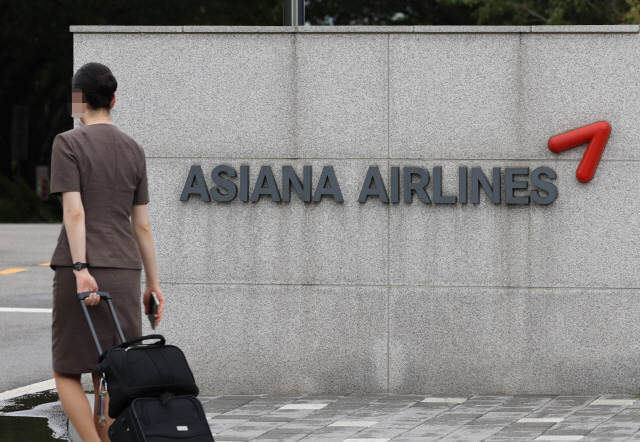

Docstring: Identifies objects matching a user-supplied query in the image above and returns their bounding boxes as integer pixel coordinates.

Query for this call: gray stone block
[295,33,388,159]
[71,26,640,395]
[70,25,183,33]
[390,32,640,162]
[159,284,387,394]
[182,26,295,33]
[531,25,639,33]
[389,287,640,395]
[296,25,412,33]
[74,33,296,159]
[413,26,530,33]
[521,32,640,161]
[389,161,640,289]
[69,24,640,34]
[147,159,388,285]
[389,33,521,160]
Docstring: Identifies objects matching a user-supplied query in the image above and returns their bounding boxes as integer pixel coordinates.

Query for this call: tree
[306,0,640,25]
[1,0,638,221]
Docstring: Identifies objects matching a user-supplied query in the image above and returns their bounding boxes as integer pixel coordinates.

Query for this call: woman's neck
[80,109,113,125]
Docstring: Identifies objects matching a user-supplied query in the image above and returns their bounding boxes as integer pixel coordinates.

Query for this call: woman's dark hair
[72,62,117,112]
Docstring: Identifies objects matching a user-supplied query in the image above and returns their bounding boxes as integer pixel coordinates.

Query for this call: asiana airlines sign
[179,165,558,205]
[179,121,613,207]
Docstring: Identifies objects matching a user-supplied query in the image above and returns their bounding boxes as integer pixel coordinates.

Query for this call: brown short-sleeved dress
[49,123,150,374]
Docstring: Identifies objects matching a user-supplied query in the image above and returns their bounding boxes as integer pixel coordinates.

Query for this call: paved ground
[198,393,640,442]
[0,223,60,308]
[7,391,640,442]
[0,223,60,393]
[4,224,640,441]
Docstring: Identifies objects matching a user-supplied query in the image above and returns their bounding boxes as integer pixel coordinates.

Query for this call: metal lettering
[459,167,468,204]
[358,166,389,203]
[240,165,250,202]
[403,167,431,204]
[210,165,237,202]
[180,165,211,202]
[433,167,456,204]
[471,167,501,204]
[313,166,343,203]
[251,166,281,202]
[531,167,558,205]
[282,166,312,202]
[505,167,530,205]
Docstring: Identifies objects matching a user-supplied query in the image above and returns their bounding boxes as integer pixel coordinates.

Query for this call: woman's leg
[54,370,101,442]
[91,371,115,442]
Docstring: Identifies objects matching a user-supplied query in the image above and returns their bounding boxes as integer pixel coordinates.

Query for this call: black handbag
[108,393,215,442]
[78,292,199,418]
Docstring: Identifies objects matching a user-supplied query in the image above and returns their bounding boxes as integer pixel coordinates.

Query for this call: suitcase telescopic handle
[77,291,112,301]
[77,291,127,355]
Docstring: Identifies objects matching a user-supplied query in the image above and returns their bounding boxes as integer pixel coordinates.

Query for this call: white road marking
[0,379,56,401]
[0,307,52,313]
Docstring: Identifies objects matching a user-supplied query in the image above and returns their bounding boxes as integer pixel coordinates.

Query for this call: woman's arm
[61,191,100,306]
[130,204,165,326]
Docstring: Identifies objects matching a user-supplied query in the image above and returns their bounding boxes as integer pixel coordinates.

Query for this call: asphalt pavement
[0,223,61,392]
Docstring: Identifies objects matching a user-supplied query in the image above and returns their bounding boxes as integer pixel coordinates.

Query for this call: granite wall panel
[144,284,388,394]
[146,158,389,285]
[73,26,640,394]
[388,160,640,289]
[521,33,640,161]
[294,33,389,159]
[389,287,640,395]
[388,33,522,160]
[74,33,296,159]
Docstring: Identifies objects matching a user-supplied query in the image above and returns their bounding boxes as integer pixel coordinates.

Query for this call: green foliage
[624,0,640,23]
[458,0,636,25]
[0,173,61,223]
[306,0,476,25]
[1,0,639,223]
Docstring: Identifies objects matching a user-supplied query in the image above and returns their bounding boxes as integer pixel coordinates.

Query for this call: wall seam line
[386,32,391,394]
[145,157,633,162]
[158,282,640,291]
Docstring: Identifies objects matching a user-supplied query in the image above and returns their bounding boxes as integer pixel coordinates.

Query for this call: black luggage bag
[78,291,215,441]
[108,393,215,442]
[77,292,201,413]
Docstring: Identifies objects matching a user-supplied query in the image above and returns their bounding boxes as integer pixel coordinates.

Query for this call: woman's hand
[143,285,165,327]
[131,205,164,327]
[75,268,100,306]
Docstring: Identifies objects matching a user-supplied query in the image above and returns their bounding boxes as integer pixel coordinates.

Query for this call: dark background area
[1,0,638,222]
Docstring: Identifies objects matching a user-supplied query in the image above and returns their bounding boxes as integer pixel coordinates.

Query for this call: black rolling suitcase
[78,291,215,442]
[109,393,215,442]
[78,291,200,417]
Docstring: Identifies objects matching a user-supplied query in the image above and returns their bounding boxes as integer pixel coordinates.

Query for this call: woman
[49,61,165,442]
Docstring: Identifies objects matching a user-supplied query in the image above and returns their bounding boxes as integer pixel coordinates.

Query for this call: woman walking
[49,62,165,442]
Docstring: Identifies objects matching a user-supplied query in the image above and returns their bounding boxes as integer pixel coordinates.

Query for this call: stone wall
[72,25,640,394]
